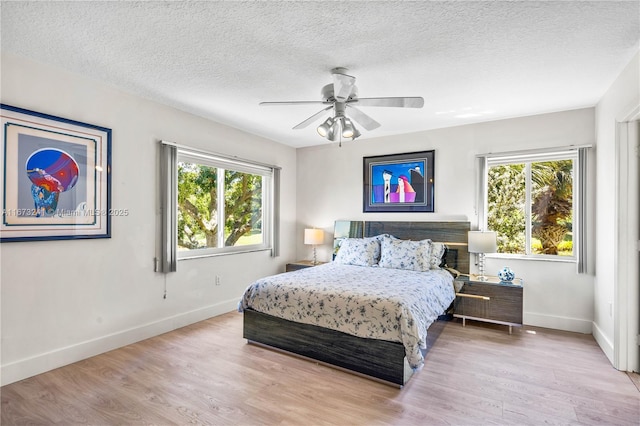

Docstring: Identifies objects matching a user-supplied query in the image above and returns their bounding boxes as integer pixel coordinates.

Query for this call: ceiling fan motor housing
[321,83,358,104]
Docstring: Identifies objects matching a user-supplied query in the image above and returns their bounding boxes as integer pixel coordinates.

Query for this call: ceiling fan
[259,67,424,142]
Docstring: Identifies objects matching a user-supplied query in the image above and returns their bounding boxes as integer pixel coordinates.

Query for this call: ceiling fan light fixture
[317,117,333,137]
[342,118,356,138]
[326,119,341,141]
[351,126,362,140]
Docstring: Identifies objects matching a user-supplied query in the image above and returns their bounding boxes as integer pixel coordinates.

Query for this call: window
[160,142,279,270]
[480,147,588,263]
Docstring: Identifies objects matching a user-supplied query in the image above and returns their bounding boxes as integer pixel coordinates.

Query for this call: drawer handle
[456,293,490,301]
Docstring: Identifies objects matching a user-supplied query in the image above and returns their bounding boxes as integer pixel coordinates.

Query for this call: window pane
[531,160,573,256]
[177,161,218,252]
[223,170,263,247]
[487,164,526,254]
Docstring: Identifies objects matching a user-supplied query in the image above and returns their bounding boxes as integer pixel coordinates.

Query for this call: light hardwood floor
[2,312,639,425]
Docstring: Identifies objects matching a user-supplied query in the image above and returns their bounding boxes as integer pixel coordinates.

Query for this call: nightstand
[453,275,523,334]
[285,260,327,272]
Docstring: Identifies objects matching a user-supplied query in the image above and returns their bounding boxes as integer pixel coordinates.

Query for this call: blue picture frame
[363,150,434,212]
[1,104,112,242]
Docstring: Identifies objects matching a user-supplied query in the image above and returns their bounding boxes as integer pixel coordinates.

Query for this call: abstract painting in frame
[363,150,434,213]
[1,104,112,242]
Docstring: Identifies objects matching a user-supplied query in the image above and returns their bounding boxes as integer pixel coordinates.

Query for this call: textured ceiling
[1,1,639,148]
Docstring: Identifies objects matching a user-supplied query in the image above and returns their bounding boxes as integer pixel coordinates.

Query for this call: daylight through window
[483,150,580,259]
[160,141,278,270]
[176,151,273,258]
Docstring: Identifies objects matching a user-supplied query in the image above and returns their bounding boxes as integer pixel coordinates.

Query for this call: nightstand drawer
[454,281,523,325]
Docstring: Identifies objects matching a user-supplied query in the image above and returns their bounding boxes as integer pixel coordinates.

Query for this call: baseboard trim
[523,312,592,334]
[1,299,239,386]
[591,321,615,366]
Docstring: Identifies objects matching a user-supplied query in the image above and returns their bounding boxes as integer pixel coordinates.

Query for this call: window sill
[485,254,576,263]
[178,247,272,261]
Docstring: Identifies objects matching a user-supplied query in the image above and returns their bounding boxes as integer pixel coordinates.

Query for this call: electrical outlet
[215,275,221,286]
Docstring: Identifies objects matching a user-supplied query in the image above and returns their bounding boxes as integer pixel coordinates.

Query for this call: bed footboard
[243,308,413,386]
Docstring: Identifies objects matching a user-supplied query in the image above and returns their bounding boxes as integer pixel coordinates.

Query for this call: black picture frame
[363,150,434,213]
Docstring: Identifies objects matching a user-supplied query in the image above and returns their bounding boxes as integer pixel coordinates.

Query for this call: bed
[239,221,470,386]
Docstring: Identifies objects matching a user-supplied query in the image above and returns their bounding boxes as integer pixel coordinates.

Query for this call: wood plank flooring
[2,312,639,425]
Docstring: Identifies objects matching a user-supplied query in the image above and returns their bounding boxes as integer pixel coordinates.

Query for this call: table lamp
[467,230,497,281]
[304,228,324,265]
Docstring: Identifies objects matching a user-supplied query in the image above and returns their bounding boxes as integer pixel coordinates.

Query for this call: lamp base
[477,253,489,281]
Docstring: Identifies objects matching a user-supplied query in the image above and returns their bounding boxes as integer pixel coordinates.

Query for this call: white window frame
[478,146,589,268]
[160,141,280,271]
[176,151,273,259]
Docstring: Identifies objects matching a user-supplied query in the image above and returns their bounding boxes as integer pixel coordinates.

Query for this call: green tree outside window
[487,159,573,257]
[177,162,263,252]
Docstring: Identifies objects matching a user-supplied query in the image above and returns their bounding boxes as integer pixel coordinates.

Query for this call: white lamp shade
[467,231,497,254]
[304,228,324,245]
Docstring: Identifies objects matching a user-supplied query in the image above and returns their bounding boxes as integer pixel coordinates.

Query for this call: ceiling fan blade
[346,105,381,131]
[333,71,356,102]
[352,97,424,108]
[259,101,328,106]
[292,106,333,130]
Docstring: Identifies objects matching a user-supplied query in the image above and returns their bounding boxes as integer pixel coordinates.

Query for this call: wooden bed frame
[243,221,471,387]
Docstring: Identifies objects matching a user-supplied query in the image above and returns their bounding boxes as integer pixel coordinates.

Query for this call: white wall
[0,53,298,385]
[594,51,640,365]
[296,108,596,334]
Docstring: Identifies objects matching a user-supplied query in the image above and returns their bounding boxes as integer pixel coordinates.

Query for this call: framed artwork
[363,150,434,213]
[1,104,112,242]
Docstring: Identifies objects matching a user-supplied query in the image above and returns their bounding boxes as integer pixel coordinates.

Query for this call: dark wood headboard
[334,220,470,274]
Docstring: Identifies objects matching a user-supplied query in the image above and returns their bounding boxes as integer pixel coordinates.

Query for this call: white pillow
[334,237,380,267]
[430,242,447,269]
[378,236,432,272]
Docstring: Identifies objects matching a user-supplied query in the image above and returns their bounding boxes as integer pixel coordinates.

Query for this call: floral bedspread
[238,262,455,369]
